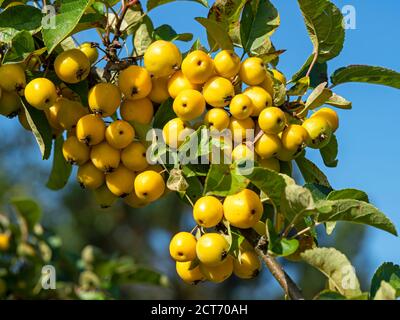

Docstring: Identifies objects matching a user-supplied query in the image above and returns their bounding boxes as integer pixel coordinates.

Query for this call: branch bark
[241,229,304,300]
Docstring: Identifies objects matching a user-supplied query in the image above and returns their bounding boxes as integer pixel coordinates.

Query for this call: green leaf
[316,199,398,236]
[118,266,169,287]
[314,290,346,300]
[374,281,396,300]
[297,0,345,62]
[203,163,249,197]
[286,76,310,96]
[178,125,210,163]
[296,155,331,188]
[152,98,176,129]
[326,93,352,109]
[327,189,369,202]
[291,54,328,88]
[281,184,315,223]
[72,13,107,34]
[147,0,208,12]
[182,163,209,177]
[240,0,279,54]
[266,219,299,257]
[42,0,92,54]
[129,121,152,146]
[195,17,233,51]
[46,136,72,190]
[121,5,144,35]
[11,198,42,230]
[229,227,245,258]
[207,0,247,46]
[256,48,286,66]
[319,134,338,167]
[304,183,332,201]
[370,262,400,298]
[153,24,193,42]
[301,247,362,298]
[0,5,42,32]
[243,167,287,209]
[179,176,203,205]
[133,15,154,56]
[66,81,89,106]
[272,76,286,106]
[2,30,35,63]
[299,82,332,116]
[331,65,400,89]
[21,98,53,160]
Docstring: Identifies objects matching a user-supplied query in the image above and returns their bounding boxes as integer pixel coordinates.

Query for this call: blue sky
[1,0,399,287]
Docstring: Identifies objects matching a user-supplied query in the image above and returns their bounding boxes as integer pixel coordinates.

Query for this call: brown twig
[305,51,319,78]
[241,229,304,300]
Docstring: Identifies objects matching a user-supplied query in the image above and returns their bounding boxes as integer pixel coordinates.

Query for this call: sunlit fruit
[239,57,266,86]
[214,50,241,79]
[312,107,339,132]
[202,76,235,108]
[229,117,255,142]
[55,98,88,130]
[243,86,273,116]
[233,250,261,279]
[24,78,57,110]
[281,124,309,152]
[54,49,90,84]
[258,157,280,172]
[62,135,90,165]
[169,232,197,262]
[79,42,99,64]
[229,94,253,120]
[162,117,191,148]
[258,107,286,134]
[167,70,200,99]
[105,165,136,197]
[193,196,224,228]
[196,233,229,266]
[134,170,165,202]
[144,40,182,78]
[200,255,234,283]
[120,97,154,124]
[254,133,282,159]
[182,50,214,84]
[77,162,105,189]
[232,143,254,162]
[0,90,22,117]
[223,189,263,229]
[204,108,230,131]
[90,142,121,173]
[173,89,205,121]
[149,76,170,104]
[176,261,204,285]
[121,141,148,171]
[76,114,106,146]
[0,63,26,94]
[105,120,135,149]
[88,83,121,117]
[118,65,152,100]
[302,116,333,149]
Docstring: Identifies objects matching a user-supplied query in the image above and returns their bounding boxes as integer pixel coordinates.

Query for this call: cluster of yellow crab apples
[0,39,339,284]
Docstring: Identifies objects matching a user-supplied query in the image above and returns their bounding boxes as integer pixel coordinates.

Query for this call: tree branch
[305,50,319,78]
[241,229,304,300]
